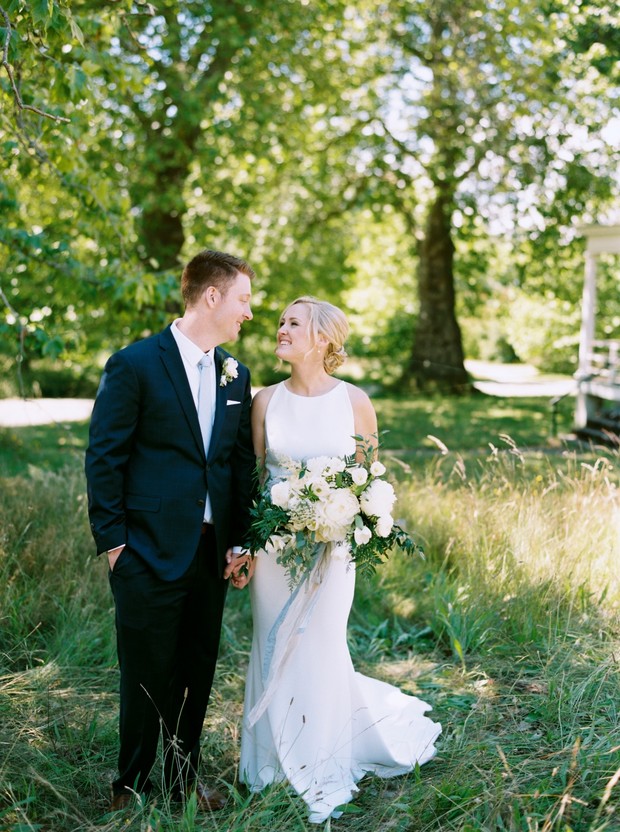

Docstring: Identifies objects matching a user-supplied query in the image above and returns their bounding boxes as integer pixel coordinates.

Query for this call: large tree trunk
[404,189,469,392]
[131,123,200,272]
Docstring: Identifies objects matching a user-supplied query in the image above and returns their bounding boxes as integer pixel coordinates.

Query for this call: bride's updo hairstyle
[286,296,349,375]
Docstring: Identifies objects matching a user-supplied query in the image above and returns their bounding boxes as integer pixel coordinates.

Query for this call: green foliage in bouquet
[246,436,424,587]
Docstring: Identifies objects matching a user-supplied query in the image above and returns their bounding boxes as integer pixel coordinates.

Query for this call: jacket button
[205,464,210,472]
[197,499,205,507]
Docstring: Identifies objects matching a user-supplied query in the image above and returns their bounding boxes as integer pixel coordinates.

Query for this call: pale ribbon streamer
[247,542,335,727]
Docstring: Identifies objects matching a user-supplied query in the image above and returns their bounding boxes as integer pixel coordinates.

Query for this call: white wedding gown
[240,381,441,823]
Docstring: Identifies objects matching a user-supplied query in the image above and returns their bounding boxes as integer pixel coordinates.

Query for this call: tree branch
[1,6,70,124]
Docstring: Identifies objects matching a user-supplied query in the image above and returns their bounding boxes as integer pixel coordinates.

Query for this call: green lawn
[0,421,90,477]
[1,393,619,831]
[0,391,575,478]
[373,392,575,451]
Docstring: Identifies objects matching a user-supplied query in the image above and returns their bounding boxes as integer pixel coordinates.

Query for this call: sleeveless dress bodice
[263,381,356,482]
[240,380,441,823]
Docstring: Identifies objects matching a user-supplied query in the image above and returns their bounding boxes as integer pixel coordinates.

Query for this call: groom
[85,249,256,812]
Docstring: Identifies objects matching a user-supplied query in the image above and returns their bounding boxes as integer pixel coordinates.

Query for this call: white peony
[306,455,335,475]
[360,479,396,518]
[375,514,394,538]
[354,525,372,545]
[350,466,368,486]
[327,457,347,473]
[315,489,360,541]
[370,460,386,477]
[270,480,291,509]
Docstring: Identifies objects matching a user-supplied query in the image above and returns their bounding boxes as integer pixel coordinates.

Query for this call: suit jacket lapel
[158,326,205,457]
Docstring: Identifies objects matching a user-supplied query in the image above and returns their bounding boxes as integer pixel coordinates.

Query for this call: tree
[385,0,617,388]
[1,0,618,394]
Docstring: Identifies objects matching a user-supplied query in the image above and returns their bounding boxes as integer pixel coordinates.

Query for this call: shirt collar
[171,319,215,367]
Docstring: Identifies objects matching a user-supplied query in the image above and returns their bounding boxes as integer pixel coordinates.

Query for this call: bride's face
[275,303,323,364]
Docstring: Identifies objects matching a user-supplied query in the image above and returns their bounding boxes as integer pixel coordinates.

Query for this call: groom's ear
[204,285,220,307]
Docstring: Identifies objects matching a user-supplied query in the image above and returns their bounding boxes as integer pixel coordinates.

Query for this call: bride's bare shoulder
[252,383,280,412]
[343,381,373,409]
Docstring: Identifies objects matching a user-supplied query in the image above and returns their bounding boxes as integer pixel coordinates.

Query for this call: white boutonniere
[220,357,239,386]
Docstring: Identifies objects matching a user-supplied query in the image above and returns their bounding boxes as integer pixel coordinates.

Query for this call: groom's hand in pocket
[107,545,125,571]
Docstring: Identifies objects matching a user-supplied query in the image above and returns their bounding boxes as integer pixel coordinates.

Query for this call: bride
[233,296,441,823]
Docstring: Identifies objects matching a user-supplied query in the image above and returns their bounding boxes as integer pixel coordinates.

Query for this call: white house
[575,224,620,441]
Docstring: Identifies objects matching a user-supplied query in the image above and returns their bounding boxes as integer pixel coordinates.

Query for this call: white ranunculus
[375,514,394,538]
[354,525,372,545]
[350,466,368,486]
[270,480,291,509]
[308,476,331,498]
[360,479,396,518]
[370,460,386,477]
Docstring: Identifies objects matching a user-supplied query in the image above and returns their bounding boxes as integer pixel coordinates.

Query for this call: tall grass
[1,433,619,830]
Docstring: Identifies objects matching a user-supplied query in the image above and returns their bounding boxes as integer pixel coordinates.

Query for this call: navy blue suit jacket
[85,325,256,581]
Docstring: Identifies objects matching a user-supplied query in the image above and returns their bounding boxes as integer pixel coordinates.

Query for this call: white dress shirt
[171,319,215,523]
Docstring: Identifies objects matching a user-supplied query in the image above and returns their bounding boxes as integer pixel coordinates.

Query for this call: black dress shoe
[109,791,132,812]
[191,782,226,811]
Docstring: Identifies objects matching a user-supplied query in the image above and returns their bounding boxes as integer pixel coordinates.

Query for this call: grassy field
[1,392,619,831]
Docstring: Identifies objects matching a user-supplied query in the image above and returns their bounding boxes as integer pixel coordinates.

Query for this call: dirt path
[0,398,94,427]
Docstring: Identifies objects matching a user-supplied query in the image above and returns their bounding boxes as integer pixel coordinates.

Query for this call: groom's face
[213,271,253,343]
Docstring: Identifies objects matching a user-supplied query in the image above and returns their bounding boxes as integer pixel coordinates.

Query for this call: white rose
[360,479,396,517]
[370,460,386,477]
[350,466,368,486]
[224,357,238,377]
[270,480,291,509]
[375,514,393,538]
[354,525,372,545]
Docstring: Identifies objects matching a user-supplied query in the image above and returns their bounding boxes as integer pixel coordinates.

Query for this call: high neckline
[281,380,344,399]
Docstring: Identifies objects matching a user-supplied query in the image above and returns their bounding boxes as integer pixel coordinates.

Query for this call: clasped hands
[224,549,256,589]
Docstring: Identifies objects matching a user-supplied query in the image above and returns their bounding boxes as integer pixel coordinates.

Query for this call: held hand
[224,549,255,589]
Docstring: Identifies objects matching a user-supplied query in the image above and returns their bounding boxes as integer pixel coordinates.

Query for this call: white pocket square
[226,400,241,406]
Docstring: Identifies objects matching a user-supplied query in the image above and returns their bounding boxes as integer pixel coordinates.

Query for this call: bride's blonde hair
[284,296,349,375]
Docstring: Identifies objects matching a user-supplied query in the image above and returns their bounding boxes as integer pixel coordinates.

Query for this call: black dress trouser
[108,526,228,798]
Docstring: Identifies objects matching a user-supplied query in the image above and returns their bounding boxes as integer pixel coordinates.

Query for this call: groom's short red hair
[182,249,255,307]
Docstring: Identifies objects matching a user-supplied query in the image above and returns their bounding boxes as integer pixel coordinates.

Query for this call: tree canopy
[1,0,618,393]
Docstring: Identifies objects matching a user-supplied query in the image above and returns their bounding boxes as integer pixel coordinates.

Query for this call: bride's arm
[346,383,379,461]
[228,386,276,589]
[251,385,278,481]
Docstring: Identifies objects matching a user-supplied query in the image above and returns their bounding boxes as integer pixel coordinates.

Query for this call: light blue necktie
[197,354,214,455]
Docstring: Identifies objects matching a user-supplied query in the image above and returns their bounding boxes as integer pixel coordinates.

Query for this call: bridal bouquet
[247,442,423,588]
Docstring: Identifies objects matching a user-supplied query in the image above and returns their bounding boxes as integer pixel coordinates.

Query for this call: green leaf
[29,0,54,29]
[61,7,84,46]
[66,65,87,100]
